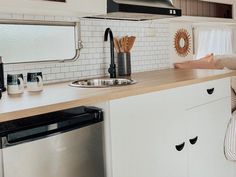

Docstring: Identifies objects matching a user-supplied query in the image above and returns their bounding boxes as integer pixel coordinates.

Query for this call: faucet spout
[104,28,116,78]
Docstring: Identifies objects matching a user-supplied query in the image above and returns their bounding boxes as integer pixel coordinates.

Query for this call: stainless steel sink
[70,78,137,88]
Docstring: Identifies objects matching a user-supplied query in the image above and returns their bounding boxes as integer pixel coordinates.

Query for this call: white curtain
[195,26,233,59]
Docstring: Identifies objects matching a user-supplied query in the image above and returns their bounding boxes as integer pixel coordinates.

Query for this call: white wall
[0,0,106,16]
[233,27,236,53]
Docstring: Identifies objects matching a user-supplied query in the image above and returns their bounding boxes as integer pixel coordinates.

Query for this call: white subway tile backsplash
[51,67,60,73]
[12,14,24,19]
[65,72,74,78]
[3,14,171,84]
[44,15,55,21]
[56,73,65,79]
[0,13,12,19]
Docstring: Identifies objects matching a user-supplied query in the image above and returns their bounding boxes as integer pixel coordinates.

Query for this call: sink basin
[70,78,137,88]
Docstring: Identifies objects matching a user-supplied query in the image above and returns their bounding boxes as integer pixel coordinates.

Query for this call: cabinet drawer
[184,78,230,109]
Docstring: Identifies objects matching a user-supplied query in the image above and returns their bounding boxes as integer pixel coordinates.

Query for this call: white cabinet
[107,78,235,177]
[0,0,106,17]
[109,88,187,177]
[187,98,235,177]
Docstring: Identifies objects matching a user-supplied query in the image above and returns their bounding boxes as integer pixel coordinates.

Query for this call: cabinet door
[187,98,235,177]
[109,88,188,177]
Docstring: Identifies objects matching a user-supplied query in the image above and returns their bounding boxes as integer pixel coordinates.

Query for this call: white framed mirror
[0,20,83,64]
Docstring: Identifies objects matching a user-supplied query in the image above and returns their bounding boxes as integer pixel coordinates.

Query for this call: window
[0,21,82,64]
[195,26,233,59]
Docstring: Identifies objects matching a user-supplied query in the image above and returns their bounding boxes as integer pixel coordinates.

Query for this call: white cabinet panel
[109,89,187,177]
[183,78,230,109]
[187,98,235,177]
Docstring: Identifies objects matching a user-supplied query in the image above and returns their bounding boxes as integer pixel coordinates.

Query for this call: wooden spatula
[119,38,125,53]
[121,36,129,53]
[114,37,120,53]
[127,36,136,52]
[125,36,130,53]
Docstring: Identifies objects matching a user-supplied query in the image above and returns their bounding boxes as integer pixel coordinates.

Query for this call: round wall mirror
[174,29,191,57]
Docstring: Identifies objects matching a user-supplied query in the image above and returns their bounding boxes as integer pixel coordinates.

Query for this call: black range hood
[94,0,182,21]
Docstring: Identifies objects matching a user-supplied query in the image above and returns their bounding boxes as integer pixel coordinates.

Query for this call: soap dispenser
[0,57,6,92]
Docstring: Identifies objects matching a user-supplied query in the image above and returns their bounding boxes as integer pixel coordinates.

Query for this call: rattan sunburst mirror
[174,29,191,57]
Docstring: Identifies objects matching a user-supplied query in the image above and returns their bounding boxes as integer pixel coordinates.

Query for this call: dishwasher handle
[0,106,103,148]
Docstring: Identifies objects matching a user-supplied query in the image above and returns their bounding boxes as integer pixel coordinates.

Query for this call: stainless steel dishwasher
[0,106,104,177]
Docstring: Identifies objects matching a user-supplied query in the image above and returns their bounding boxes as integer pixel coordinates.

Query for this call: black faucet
[104,28,116,78]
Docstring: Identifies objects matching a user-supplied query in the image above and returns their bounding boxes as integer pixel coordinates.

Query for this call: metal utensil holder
[118,52,131,76]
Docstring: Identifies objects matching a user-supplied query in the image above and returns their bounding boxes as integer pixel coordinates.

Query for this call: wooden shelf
[173,0,233,19]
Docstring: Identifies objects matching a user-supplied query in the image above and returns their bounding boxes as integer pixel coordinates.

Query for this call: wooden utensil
[119,38,125,53]
[114,37,120,53]
[124,36,129,53]
[127,36,136,52]
[117,37,123,53]
[121,36,128,53]
[114,36,136,53]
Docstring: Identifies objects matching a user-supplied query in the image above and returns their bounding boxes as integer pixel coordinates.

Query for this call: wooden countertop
[1,69,236,122]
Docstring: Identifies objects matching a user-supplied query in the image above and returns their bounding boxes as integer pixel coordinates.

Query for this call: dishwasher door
[0,106,104,177]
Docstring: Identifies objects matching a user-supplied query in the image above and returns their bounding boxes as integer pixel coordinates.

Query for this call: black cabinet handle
[175,142,185,151]
[189,136,198,145]
[207,88,215,95]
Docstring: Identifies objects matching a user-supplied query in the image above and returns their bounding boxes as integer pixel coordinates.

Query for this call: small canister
[27,72,43,92]
[118,52,131,76]
[7,74,24,95]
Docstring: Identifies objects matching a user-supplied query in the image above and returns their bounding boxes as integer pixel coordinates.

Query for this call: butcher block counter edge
[1,69,236,122]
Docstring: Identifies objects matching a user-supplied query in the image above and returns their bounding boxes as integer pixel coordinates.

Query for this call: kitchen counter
[1,68,236,122]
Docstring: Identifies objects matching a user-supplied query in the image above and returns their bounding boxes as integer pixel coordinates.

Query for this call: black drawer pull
[189,136,198,145]
[207,88,215,95]
[175,142,185,151]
